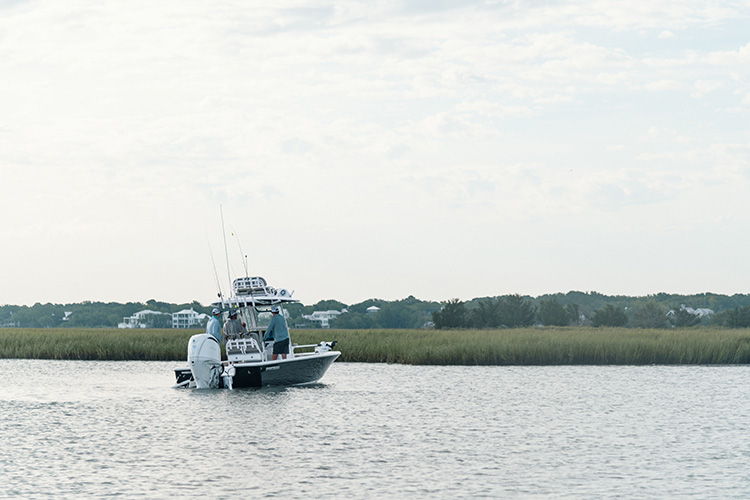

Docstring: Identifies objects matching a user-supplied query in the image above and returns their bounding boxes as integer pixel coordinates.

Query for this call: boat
[173,275,340,389]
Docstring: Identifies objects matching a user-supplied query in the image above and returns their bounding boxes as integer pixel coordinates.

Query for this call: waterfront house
[118,310,171,329]
[172,308,208,329]
[302,309,346,328]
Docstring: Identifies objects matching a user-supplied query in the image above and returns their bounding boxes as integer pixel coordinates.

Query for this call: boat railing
[224,338,337,364]
[288,343,314,358]
[292,341,338,357]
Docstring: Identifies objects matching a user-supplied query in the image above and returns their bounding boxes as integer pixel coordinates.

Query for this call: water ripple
[1,361,749,499]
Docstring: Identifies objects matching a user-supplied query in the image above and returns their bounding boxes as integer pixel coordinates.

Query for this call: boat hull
[174,351,340,388]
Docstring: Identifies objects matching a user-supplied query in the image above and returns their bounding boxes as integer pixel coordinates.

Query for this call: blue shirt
[263,314,289,342]
[206,316,222,343]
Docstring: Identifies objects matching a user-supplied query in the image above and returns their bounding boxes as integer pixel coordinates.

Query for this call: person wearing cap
[223,309,246,340]
[206,307,222,344]
[263,305,290,360]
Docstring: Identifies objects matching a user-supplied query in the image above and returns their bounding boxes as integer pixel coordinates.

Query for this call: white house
[172,308,208,329]
[666,305,715,322]
[303,309,346,328]
[674,305,714,317]
[118,310,170,329]
[366,306,380,314]
[686,307,714,317]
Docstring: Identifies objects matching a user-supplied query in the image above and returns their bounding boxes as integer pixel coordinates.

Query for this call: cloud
[704,42,750,65]
[640,79,684,91]
[2,0,750,304]
[691,79,722,98]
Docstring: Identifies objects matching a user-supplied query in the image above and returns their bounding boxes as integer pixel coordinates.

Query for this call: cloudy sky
[1,0,749,307]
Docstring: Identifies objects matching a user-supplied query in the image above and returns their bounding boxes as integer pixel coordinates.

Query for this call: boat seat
[226,337,261,356]
[244,333,262,351]
[226,341,244,355]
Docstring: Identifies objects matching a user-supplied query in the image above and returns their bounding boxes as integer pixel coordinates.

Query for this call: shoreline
[2,327,749,365]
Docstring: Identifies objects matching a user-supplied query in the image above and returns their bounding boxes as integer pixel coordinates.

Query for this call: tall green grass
[1,327,749,364]
[0,328,194,360]
[296,327,750,365]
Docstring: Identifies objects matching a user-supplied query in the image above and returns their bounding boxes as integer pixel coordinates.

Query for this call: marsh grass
[0,328,194,361]
[1,327,749,364]
[296,327,750,365]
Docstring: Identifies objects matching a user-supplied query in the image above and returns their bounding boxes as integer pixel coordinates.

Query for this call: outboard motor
[222,364,236,390]
[188,334,221,389]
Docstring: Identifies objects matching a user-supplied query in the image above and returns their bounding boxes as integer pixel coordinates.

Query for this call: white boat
[173,276,340,389]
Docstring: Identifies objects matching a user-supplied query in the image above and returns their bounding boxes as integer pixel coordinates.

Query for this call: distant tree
[331,312,376,329]
[433,299,467,329]
[718,305,750,328]
[144,299,175,313]
[565,303,581,325]
[284,302,308,322]
[346,299,385,314]
[376,303,413,328]
[149,313,173,329]
[10,306,38,328]
[591,304,628,327]
[312,299,347,312]
[538,299,568,326]
[668,305,701,328]
[633,302,667,328]
[469,298,501,328]
[499,294,535,328]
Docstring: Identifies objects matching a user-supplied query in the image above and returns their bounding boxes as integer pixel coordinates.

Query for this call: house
[172,308,208,329]
[118,310,171,329]
[668,305,715,318]
[680,304,714,318]
[686,307,714,317]
[303,309,346,328]
[366,306,380,314]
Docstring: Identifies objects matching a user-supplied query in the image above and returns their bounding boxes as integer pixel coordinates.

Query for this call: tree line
[3,291,750,329]
[431,295,733,329]
[0,300,208,329]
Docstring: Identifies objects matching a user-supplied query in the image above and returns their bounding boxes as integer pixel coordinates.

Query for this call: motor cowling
[188,334,221,389]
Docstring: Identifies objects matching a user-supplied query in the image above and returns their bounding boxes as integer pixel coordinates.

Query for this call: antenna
[220,205,233,297]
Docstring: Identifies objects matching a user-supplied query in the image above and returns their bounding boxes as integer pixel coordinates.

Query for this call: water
[1,360,749,499]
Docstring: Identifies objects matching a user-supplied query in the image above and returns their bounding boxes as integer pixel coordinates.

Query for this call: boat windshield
[254,307,274,328]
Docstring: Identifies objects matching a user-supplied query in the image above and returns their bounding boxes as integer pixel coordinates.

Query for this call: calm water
[1,360,748,499]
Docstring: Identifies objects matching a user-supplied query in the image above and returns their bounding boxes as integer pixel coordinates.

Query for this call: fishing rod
[229,224,256,312]
[230,224,249,277]
[206,231,224,302]
[220,205,233,298]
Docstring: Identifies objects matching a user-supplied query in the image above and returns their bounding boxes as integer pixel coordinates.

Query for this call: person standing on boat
[263,305,290,360]
[224,310,245,340]
[207,308,222,344]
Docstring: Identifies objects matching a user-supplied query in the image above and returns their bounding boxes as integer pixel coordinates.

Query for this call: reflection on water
[2,360,749,499]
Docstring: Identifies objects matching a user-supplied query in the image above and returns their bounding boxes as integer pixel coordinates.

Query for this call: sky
[1,0,749,307]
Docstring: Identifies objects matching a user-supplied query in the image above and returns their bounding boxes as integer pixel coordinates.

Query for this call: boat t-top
[174,276,340,389]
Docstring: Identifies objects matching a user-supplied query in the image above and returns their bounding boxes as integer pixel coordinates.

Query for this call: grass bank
[322,328,750,365]
[1,327,750,364]
[0,328,193,360]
